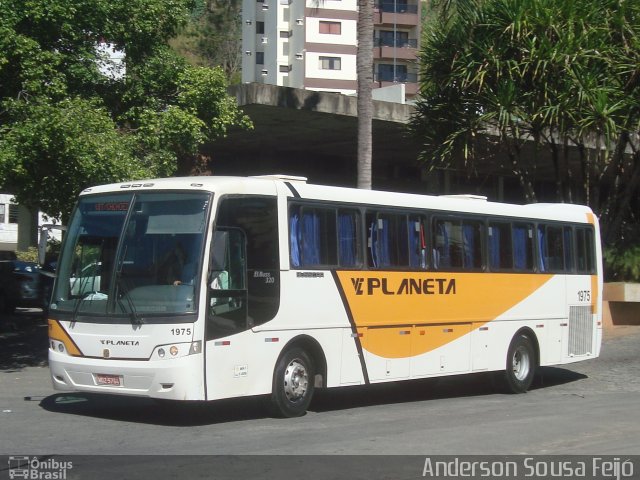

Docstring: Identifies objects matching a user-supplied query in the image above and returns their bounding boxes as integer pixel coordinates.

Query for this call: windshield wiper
[114,275,142,326]
[113,245,142,326]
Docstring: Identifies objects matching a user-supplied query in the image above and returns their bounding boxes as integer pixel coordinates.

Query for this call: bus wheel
[269,347,315,418]
[501,334,536,394]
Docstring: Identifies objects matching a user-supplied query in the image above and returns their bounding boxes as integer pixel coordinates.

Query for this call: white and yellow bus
[48,175,602,417]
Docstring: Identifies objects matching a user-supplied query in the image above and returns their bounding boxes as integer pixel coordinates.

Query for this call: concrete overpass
[207,83,427,193]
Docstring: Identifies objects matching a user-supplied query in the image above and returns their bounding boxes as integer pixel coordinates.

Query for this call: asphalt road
[1,309,639,472]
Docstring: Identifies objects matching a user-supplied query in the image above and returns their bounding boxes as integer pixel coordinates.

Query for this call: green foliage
[0,0,251,223]
[604,246,640,283]
[15,247,38,263]
[412,0,640,245]
[0,97,144,220]
[169,0,242,82]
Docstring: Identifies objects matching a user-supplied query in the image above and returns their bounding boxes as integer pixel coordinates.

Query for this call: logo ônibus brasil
[8,457,72,480]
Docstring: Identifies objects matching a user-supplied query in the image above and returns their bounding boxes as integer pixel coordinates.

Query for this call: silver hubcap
[512,345,531,381]
[283,359,309,403]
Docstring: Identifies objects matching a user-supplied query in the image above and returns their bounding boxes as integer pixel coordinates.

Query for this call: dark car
[0,260,42,313]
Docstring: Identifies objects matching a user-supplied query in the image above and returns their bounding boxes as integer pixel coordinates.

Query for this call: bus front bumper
[48,350,205,401]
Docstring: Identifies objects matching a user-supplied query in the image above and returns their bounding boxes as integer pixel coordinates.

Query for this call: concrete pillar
[17,205,38,251]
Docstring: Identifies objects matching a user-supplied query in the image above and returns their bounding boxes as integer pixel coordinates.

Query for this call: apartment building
[241,0,421,101]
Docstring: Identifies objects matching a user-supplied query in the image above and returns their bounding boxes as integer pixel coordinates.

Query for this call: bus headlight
[50,340,67,354]
[152,341,201,360]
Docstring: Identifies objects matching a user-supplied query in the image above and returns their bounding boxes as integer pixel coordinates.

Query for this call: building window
[8,204,18,224]
[319,21,341,35]
[256,21,265,34]
[319,56,341,70]
[279,65,292,73]
[279,30,292,39]
[256,52,264,65]
[0,204,5,224]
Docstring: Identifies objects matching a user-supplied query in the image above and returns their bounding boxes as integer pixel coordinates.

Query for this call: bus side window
[489,222,513,270]
[337,210,360,267]
[576,227,595,273]
[289,206,337,268]
[408,216,427,269]
[513,224,534,271]
[539,225,565,272]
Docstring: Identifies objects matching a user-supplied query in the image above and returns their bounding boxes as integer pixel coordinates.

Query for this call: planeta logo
[351,277,456,296]
[100,339,140,346]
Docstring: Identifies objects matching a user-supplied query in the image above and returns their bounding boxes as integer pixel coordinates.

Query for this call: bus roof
[80,175,595,224]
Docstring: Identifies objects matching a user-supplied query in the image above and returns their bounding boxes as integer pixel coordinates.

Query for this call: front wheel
[501,334,536,393]
[269,347,315,418]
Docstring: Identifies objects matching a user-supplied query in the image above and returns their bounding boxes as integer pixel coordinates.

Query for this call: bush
[604,246,640,283]
[15,247,38,263]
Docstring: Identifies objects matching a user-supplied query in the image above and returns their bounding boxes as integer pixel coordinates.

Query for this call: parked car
[0,260,42,313]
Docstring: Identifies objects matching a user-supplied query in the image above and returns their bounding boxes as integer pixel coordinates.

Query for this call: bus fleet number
[171,328,192,336]
[577,290,591,302]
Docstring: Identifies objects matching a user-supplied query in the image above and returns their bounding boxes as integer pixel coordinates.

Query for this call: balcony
[375,71,418,83]
[374,38,418,48]
[374,70,419,96]
[374,37,418,60]
[375,1,420,26]
[378,1,418,13]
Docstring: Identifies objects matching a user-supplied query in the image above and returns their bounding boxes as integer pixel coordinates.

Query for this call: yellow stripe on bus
[586,212,599,315]
[48,319,83,357]
[336,271,553,358]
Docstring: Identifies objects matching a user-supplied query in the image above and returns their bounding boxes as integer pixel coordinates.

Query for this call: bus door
[207,228,248,334]
[205,228,251,398]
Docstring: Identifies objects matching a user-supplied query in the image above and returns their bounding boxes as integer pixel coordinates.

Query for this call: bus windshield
[51,191,211,320]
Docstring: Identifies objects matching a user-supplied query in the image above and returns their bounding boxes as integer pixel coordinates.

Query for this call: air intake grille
[568,306,593,356]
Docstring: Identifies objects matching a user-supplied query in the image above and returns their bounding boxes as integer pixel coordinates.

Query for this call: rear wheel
[501,333,536,393]
[269,347,315,418]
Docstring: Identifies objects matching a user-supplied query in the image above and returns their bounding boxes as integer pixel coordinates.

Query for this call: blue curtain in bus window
[489,227,500,270]
[289,213,301,267]
[377,218,391,267]
[538,226,547,272]
[301,212,321,265]
[513,226,527,270]
[338,213,357,266]
[462,224,475,268]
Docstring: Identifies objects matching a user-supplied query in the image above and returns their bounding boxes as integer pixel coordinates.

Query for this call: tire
[269,347,315,418]
[500,333,536,394]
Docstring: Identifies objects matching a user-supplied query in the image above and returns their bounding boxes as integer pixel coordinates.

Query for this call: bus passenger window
[489,222,513,270]
[576,227,595,273]
[408,217,427,269]
[539,225,565,272]
[513,224,534,271]
[367,213,410,268]
[434,219,482,270]
[289,207,336,267]
[338,210,360,267]
[563,227,574,272]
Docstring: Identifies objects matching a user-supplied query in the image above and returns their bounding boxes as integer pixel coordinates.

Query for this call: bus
[48,175,602,417]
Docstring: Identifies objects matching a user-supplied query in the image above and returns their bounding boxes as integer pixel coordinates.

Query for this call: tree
[411,0,640,246]
[356,0,374,190]
[313,0,373,190]
[0,0,251,221]
[170,0,243,83]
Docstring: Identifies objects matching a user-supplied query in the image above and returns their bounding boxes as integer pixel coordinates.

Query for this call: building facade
[241,0,420,101]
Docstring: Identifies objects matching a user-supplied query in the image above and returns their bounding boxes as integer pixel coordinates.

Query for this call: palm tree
[356,0,374,190]
[313,0,373,190]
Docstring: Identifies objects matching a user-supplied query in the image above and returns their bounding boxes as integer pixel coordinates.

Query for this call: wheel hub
[283,359,308,402]
[512,345,531,381]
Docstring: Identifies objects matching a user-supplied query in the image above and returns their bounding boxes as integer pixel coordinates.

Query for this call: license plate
[96,374,122,386]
